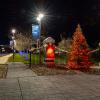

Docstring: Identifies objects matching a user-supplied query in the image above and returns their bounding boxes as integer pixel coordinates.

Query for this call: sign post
[32,24,40,65]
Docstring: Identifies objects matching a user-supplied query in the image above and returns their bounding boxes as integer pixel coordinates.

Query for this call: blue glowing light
[32,25,40,40]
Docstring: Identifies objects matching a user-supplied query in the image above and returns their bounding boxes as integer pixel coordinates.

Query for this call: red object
[45,43,55,65]
[67,24,93,69]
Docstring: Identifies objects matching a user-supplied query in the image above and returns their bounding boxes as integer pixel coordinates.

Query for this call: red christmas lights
[46,43,55,65]
[67,24,92,69]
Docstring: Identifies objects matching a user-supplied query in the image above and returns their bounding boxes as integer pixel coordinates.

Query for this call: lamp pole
[99,42,100,48]
[11,29,16,62]
[99,42,100,66]
[37,13,44,64]
[99,42,100,55]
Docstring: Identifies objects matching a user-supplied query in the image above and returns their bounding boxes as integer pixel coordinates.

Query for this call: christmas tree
[67,24,92,69]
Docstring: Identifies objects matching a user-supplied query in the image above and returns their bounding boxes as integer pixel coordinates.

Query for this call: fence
[18,48,100,66]
[91,50,100,66]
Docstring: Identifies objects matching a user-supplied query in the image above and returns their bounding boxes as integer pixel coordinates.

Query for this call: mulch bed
[31,64,77,76]
[30,64,100,76]
[84,67,100,75]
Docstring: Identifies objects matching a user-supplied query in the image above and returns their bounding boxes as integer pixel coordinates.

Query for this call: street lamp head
[38,13,44,19]
[36,17,41,22]
[12,36,15,40]
[99,42,100,47]
[11,29,16,34]
[37,13,44,22]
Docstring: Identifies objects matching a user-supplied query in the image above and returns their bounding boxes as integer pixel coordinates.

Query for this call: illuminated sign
[32,25,40,40]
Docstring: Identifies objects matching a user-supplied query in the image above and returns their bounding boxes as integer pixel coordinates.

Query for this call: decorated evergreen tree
[67,24,92,69]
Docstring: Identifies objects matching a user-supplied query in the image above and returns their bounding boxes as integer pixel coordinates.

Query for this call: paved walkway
[0,74,100,100]
[0,61,100,100]
[7,62,37,78]
[0,54,12,64]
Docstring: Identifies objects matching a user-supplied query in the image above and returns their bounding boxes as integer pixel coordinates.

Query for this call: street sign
[32,25,40,40]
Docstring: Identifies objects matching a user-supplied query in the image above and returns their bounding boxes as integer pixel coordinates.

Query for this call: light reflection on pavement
[0,54,12,64]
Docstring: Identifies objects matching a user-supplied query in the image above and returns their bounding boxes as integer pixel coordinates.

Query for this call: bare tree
[14,32,35,51]
[58,38,72,51]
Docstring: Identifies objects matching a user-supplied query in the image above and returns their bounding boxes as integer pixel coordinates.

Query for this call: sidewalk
[0,62,100,100]
[0,54,12,64]
[7,62,37,78]
[0,74,100,100]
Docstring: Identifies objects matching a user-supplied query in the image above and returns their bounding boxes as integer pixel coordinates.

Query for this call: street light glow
[99,42,100,47]
[37,13,44,22]
[38,13,44,19]
[36,17,41,22]
[11,29,16,34]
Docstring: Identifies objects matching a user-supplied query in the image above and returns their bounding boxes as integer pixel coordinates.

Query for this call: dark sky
[0,0,100,47]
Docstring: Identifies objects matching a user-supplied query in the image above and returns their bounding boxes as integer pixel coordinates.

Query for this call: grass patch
[0,64,8,78]
[8,53,100,66]
[31,65,77,76]
[55,54,67,64]
[8,53,30,64]
[8,53,45,64]
[91,58,100,66]
[8,53,67,64]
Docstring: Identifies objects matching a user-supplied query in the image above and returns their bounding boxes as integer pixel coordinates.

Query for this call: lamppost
[98,42,100,55]
[36,13,44,64]
[99,42,100,48]
[11,29,16,62]
[99,42,100,66]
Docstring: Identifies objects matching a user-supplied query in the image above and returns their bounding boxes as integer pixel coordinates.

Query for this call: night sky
[0,0,100,47]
